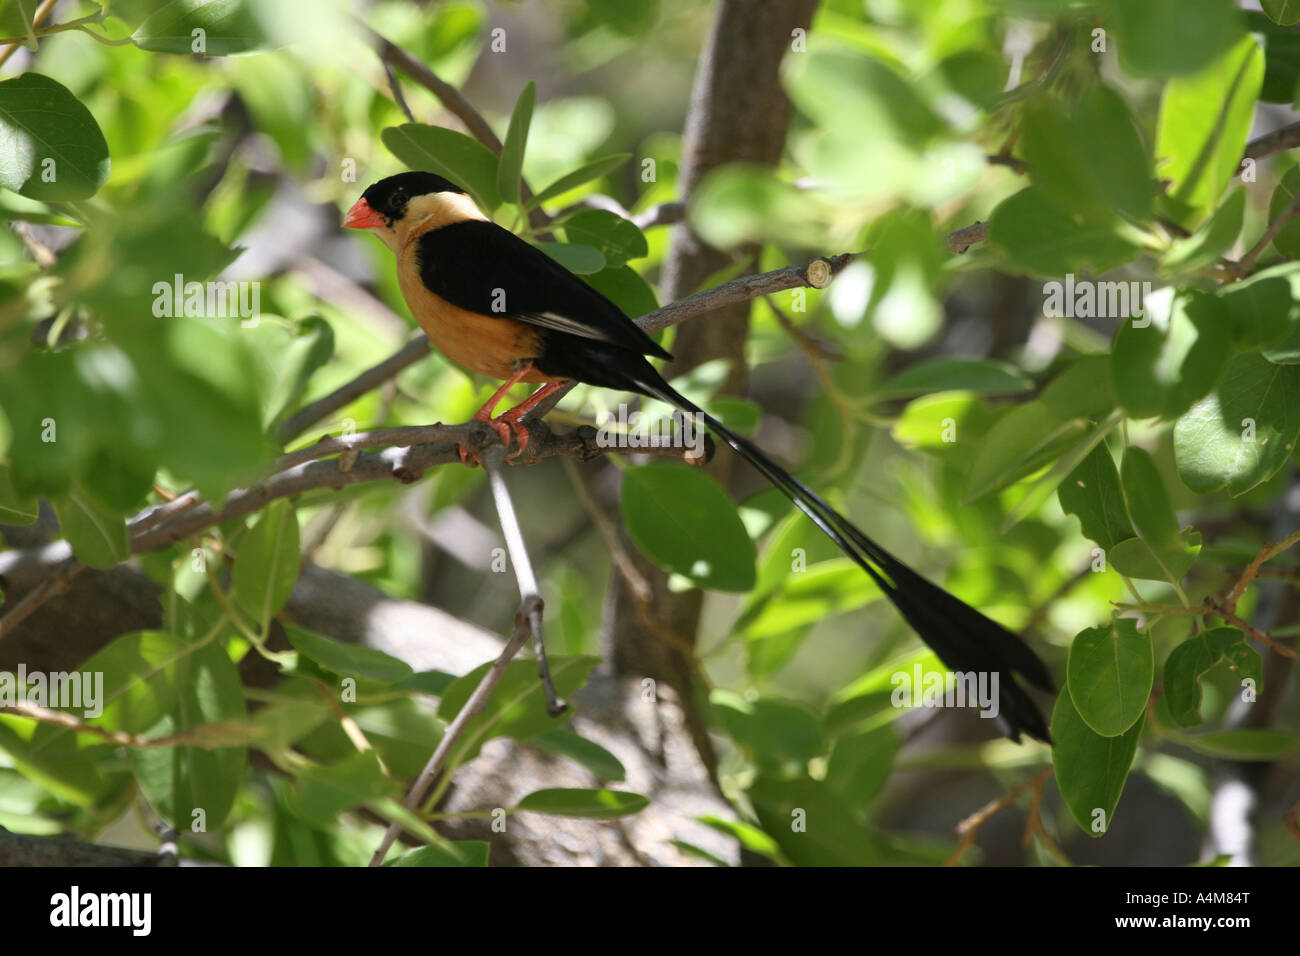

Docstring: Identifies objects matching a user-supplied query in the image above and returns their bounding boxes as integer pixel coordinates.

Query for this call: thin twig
[365,27,547,228]
[561,458,652,603]
[943,766,1055,866]
[381,56,415,122]
[1226,193,1300,280]
[367,611,533,866]
[1286,800,1300,846]
[482,444,563,716]
[0,700,251,749]
[0,0,57,69]
[946,221,989,255]
[632,201,687,230]
[1115,529,1300,662]
[762,294,843,361]
[1224,528,1300,614]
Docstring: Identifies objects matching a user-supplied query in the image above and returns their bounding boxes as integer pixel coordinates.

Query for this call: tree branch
[1245,120,1300,161]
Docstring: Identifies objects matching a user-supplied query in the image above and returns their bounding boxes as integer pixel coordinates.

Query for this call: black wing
[415,219,670,360]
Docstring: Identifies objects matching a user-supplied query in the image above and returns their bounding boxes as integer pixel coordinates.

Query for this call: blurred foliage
[0,0,1297,867]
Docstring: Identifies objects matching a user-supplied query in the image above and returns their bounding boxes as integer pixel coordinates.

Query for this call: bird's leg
[459,364,535,467]
[494,380,569,460]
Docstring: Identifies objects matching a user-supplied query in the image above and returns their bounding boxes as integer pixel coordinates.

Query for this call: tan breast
[397,242,557,384]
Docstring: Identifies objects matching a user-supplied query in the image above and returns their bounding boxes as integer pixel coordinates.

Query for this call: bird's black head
[358,171,466,224]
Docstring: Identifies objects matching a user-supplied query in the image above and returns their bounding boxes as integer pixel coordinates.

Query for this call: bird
[344,170,1054,743]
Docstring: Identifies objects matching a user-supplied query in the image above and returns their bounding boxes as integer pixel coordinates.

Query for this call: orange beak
[343,197,385,230]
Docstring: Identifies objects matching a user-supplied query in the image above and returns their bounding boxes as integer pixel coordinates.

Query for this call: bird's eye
[390,188,407,211]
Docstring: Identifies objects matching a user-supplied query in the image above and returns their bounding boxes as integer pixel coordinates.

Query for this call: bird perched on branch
[345,171,1053,743]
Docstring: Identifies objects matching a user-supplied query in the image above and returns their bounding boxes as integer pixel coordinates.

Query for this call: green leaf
[1263,0,1300,26]
[584,0,660,35]
[1058,442,1136,551]
[130,638,247,830]
[1253,9,1300,102]
[621,463,757,591]
[584,265,658,318]
[562,209,648,267]
[436,656,599,762]
[1173,353,1300,495]
[36,630,185,742]
[526,153,631,208]
[1163,627,1261,727]
[892,391,999,454]
[747,775,885,865]
[824,649,942,736]
[0,464,40,525]
[1177,729,1299,760]
[133,0,269,56]
[284,626,413,683]
[1051,693,1143,837]
[1002,420,1120,532]
[1120,447,1179,545]
[388,841,490,867]
[496,81,535,206]
[1267,165,1300,257]
[286,750,397,826]
[784,48,944,144]
[243,696,329,753]
[262,315,334,428]
[392,670,457,696]
[0,715,116,809]
[734,558,882,642]
[1019,86,1152,221]
[0,73,111,200]
[963,401,1088,502]
[689,165,826,249]
[533,241,604,274]
[1217,269,1292,350]
[382,124,501,212]
[697,815,784,862]
[824,725,899,810]
[1108,529,1202,581]
[1041,354,1118,421]
[1263,321,1300,364]
[298,696,443,778]
[53,488,129,570]
[1066,619,1153,737]
[1110,0,1242,77]
[711,691,825,772]
[989,187,1137,276]
[532,729,626,782]
[233,500,301,626]
[1155,35,1263,227]
[513,787,649,818]
[1110,288,1232,420]
[874,358,1031,399]
[1162,189,1245,272]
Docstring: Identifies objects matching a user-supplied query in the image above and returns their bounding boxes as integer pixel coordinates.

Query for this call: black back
[416,218,671,364]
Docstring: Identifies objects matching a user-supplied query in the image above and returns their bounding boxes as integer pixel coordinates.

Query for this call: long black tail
[641,377,1053,743]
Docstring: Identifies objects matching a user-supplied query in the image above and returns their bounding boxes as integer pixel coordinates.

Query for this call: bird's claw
[458,414,531,467]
